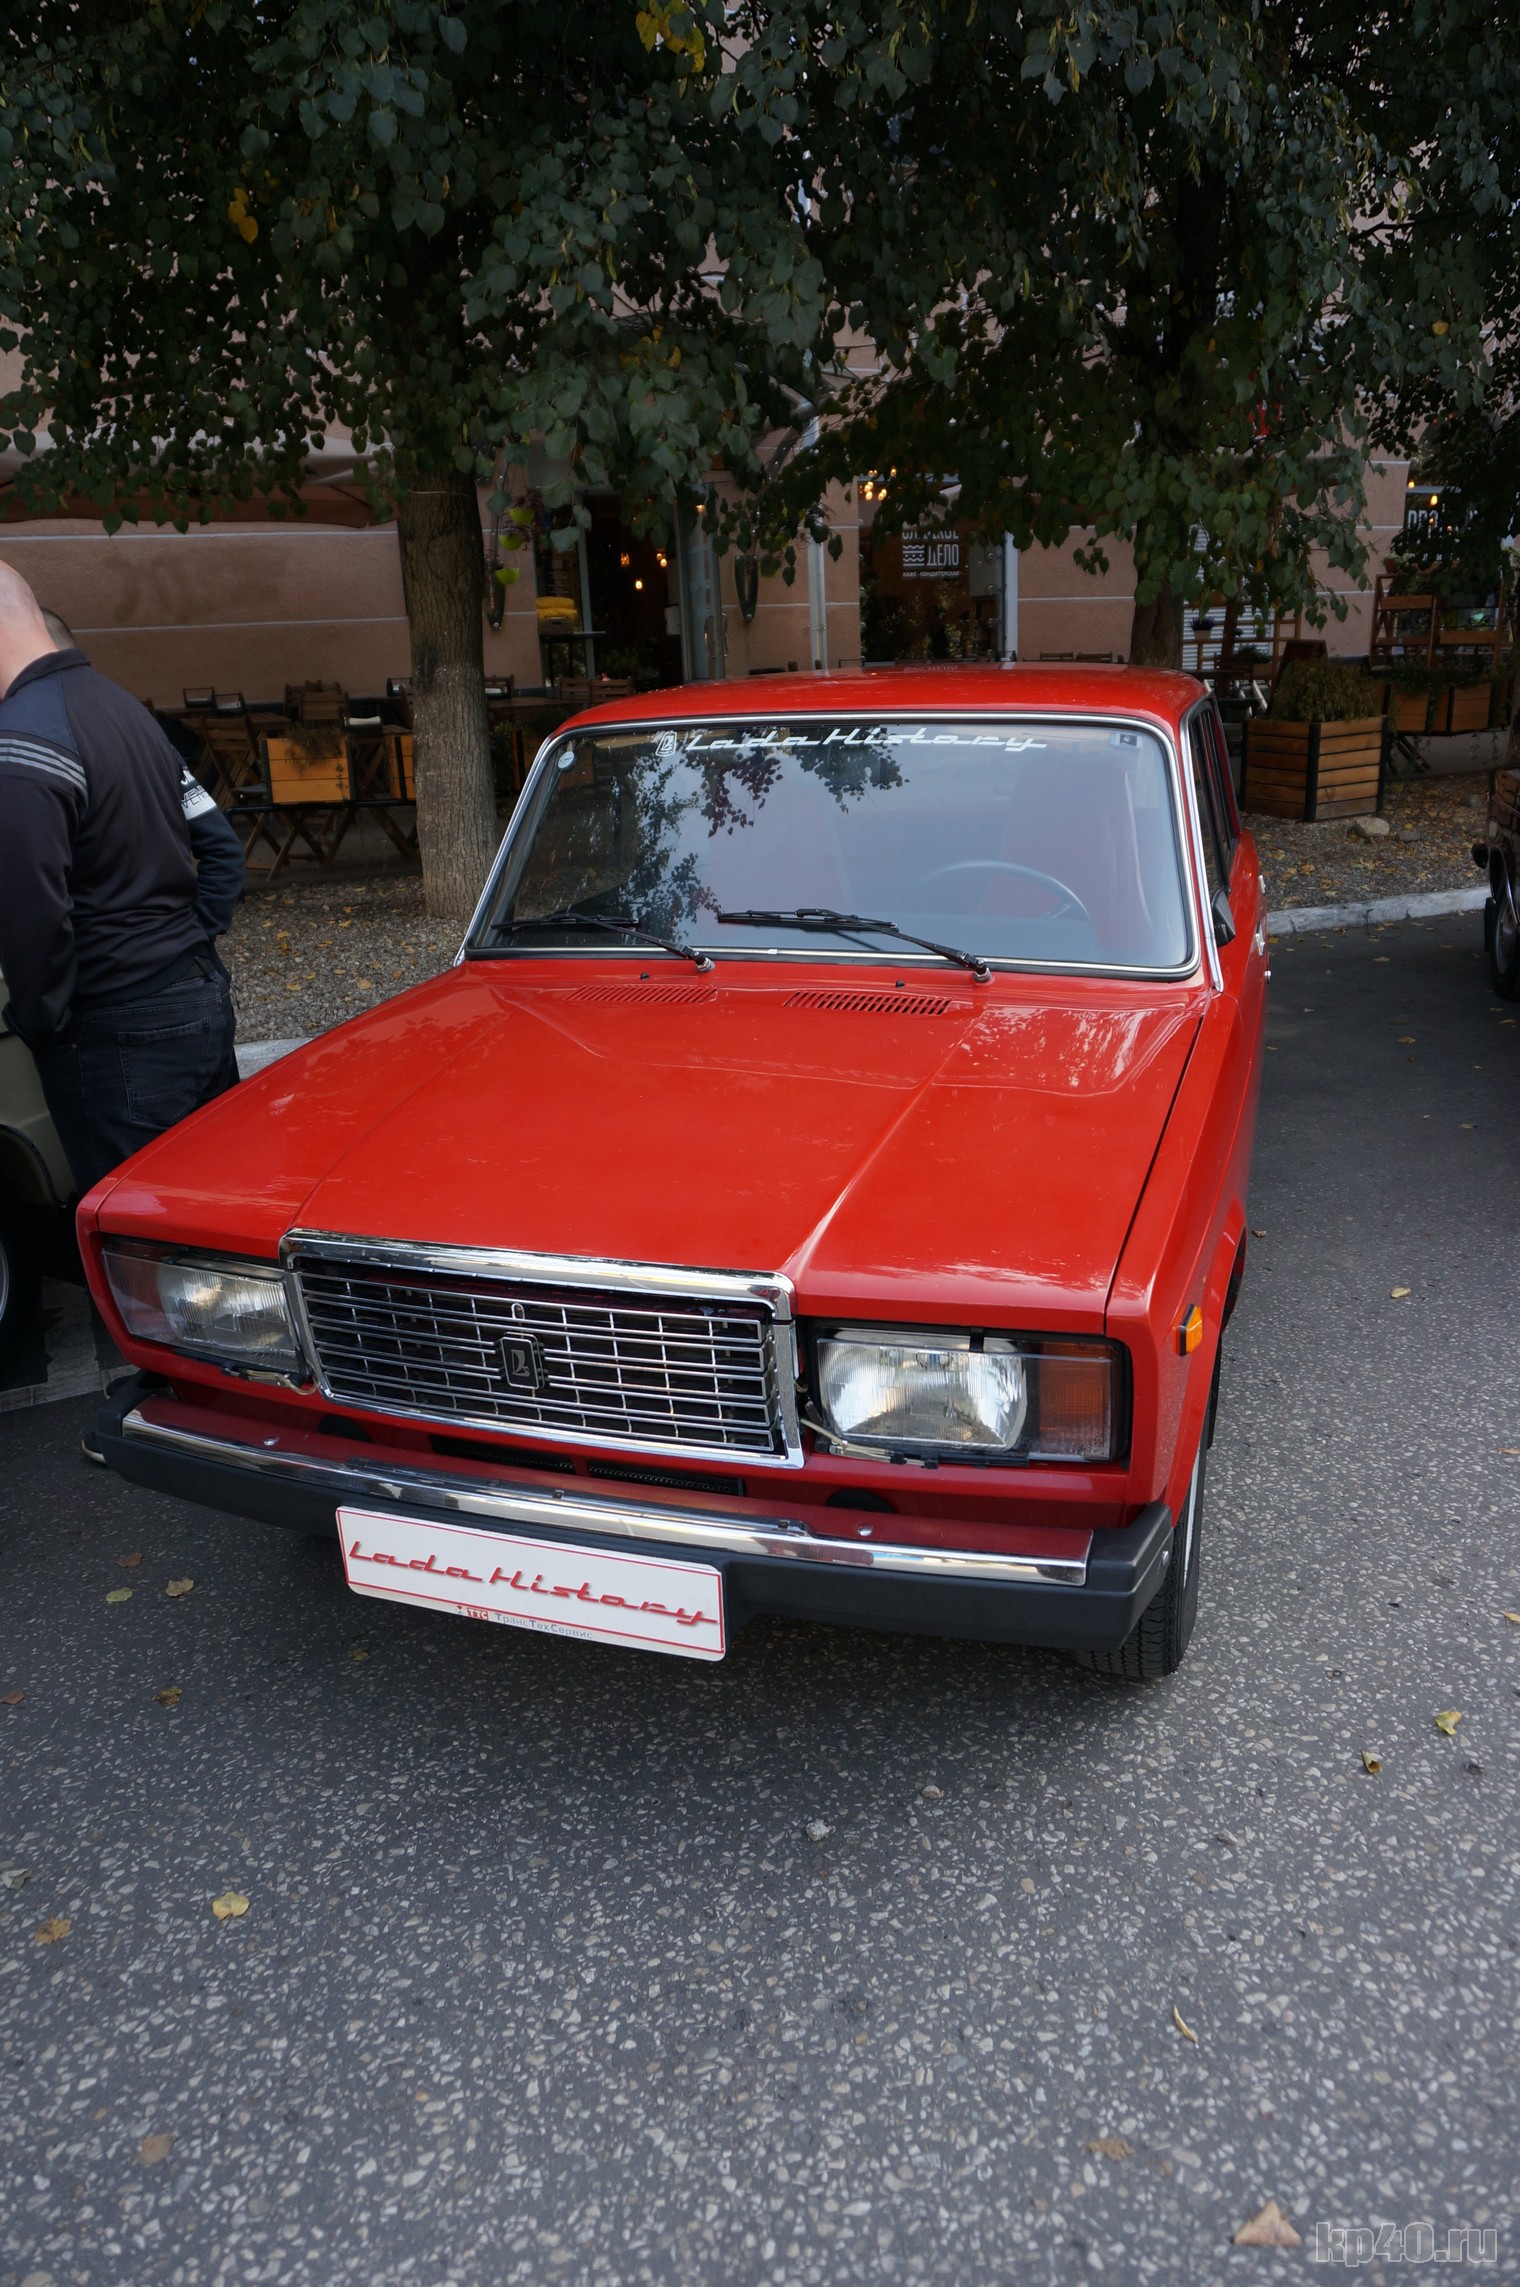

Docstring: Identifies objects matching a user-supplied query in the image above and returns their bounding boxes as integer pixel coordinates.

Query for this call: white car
[0,976,73,1367]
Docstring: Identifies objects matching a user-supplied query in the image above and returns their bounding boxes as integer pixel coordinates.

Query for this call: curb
[235,1037,310,1077]
[1266,886,1487,937]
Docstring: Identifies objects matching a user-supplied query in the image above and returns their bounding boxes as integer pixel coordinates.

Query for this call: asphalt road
[2,916,1517,2287]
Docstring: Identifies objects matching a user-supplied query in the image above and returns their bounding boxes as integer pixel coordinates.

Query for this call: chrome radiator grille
[289,1241,794,1462]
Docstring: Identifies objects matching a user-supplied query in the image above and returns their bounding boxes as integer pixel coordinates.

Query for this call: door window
[1187,715,1228,897]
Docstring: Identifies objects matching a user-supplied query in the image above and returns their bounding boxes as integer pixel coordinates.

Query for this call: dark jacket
[0,647,245,1047]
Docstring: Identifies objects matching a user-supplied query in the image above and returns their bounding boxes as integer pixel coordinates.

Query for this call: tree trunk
[1128,581,1185,669]
[396,471,498,920]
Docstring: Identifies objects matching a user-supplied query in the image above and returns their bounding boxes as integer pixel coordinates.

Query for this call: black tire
[1073,1433,1206,1681]
[1490,877,1520,999]
[0,1184,42,1375]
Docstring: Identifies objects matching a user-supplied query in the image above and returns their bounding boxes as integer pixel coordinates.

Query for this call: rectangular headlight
[814,1327,1121,1461]
[101,1239,304,1374]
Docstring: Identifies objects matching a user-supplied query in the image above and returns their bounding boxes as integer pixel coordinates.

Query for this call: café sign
[900,525,964,581]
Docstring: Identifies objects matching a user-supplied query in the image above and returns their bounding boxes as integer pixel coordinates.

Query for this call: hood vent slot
[784,989,956,1016]
[569,984,716,1006]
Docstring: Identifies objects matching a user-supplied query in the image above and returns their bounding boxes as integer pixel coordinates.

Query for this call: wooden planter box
[262,736,352,805]
[1387,686,1431,735]
[1434,682,1493,735]
[1242,715,1386,821]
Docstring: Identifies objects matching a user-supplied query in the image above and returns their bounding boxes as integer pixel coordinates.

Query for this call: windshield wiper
[715,907,992,982]
[487,907,714,973]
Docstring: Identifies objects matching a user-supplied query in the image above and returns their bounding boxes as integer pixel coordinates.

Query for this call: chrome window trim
[119,1406,1089,1587]
[1181,698,1225,993]
[458,709,1205,985]
[280,1229,806,1470]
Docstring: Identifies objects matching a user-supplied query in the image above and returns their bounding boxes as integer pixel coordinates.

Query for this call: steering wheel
[901,859,1093,930]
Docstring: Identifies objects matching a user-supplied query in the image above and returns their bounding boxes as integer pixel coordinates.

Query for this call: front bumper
[95,1375,1172,1653]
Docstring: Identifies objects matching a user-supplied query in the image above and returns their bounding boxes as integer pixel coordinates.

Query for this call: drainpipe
[807,534,829,670]
[1002,535,1019,662]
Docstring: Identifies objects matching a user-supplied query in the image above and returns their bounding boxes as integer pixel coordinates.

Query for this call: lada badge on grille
[500,1331,549,1392]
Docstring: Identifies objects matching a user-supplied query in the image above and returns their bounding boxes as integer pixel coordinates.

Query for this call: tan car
[0,976,74,1367]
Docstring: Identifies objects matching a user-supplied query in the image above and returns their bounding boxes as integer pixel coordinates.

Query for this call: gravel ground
[1248,769,1488,912]
[221,770,1493,1041]
[222,877,460,1043]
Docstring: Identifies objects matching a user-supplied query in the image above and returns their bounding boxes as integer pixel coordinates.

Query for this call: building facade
[0,409,1414,703]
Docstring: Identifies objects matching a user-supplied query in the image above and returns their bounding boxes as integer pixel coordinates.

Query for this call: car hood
[94,964,1202,1325]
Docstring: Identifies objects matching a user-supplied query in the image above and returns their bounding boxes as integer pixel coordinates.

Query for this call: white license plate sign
[337,1506,726,1661]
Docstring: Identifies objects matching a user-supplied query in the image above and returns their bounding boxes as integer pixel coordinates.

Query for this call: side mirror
[1211,887,1237,947]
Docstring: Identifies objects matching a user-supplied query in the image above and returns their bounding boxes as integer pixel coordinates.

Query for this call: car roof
[558,662,1205,737]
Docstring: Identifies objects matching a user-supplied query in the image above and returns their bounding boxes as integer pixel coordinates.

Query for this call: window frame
[461,709,1207,985]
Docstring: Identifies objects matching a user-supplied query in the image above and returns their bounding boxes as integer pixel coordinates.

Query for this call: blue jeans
[35,959,238,1196]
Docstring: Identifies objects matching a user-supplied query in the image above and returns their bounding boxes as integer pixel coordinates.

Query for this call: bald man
[0,567,245,1195]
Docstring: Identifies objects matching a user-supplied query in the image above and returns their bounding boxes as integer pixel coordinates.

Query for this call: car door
[1186,699,1269,1242]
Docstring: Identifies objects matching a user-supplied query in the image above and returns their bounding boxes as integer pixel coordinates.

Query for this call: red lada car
[84,667,1266,1680]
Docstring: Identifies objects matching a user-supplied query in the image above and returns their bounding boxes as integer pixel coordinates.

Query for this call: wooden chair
[284,681,348,726]
[182,707,263,806]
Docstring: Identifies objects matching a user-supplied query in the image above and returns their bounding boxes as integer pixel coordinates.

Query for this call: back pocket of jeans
[122,1016,223,1128]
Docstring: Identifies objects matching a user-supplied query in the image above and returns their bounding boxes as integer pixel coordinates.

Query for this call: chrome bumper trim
[119,1408,1089,1587]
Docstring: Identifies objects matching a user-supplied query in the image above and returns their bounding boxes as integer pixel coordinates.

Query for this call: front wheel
[1074,1434,1205,1681]
[1490,875,1520,999]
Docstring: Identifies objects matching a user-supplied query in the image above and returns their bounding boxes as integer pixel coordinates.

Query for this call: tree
[735,1,1499,667]
[1361,0,1520,630]
[0,1,827,913]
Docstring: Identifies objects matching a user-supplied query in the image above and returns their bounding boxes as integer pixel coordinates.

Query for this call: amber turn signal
[1178,1305,1204,1356]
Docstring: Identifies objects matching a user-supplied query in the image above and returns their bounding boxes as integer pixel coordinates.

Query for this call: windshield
[471,716,1194,974]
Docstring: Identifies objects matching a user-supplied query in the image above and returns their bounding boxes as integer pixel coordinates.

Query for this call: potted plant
[1242,660,1386,821]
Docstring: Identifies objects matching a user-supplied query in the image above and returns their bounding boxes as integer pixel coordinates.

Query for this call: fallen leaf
[355,976,374,989]
[1362,1751,1382,1775]
[349,1647,370,1663]
[34,1916,72,1944]
[2,1866,32,1889]
[1390,1286,1411,1299]
[1251,1227,1267,1238]
[1504,1612,1520,1626]
[155,1687,183,1707]
[1086,2136,1134,2161]
[1,1689,24,1707]
[1373,955,1390,963]
[1501,1449,1520,1457]
[139,2132,174,2166]
[1434,1709,1463,1736]
[116,1552,142,1569]
[1234,2200,1302,2250]
[166,1578,194,1599]
[105,1587,133,1604]
[210,1890,249,1920]
[1462,1123,1477,1130]
[1398,1035,1416,1044]
[1172,2004,1198,2044]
